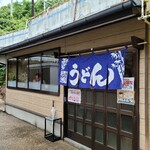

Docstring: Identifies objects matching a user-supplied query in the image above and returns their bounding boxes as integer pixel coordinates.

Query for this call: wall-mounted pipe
[141,0,144,17]
[138,0,150,25]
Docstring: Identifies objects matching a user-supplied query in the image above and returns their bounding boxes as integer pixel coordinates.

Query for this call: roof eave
[0,1,139,54]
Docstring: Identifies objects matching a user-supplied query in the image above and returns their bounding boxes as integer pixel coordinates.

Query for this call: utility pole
[10,0,13,17]
[44,0,46,11]
[44,0,52,11]
[32,0,34,17]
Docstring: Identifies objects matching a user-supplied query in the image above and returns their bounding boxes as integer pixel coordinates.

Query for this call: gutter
[0,1,138,54]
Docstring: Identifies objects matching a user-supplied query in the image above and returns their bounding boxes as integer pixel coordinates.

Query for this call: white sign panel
[122,77,135,91]
[117,77,135,105]
[68,88,81,104]
[117,90,135,105]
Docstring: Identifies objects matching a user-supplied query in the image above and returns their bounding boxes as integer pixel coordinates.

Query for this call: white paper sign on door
[68,88,81,104]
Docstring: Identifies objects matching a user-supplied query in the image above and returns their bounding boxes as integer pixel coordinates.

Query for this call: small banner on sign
[122,77,134,91]
[68,88,81,104]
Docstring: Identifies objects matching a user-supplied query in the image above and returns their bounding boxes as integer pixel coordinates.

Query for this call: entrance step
[64,138,91,150]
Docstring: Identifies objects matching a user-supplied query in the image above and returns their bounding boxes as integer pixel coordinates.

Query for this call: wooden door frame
[63,48,139,150]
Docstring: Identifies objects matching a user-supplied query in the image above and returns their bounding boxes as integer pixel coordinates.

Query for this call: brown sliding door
[64,49,139,150]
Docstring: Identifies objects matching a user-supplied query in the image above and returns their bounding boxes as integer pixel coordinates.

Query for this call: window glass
[121,136,132,150]
[8,58,17,87]
[85,108,92,121]
[41,51,59,92]
[18,57,28,88]
[77,121,83,135]
[7,49,59,94]
[29,54,41,90]
[68,104,74,116]
[107,112,117,128]
[121,104,133,111]
[95,128,103,144]
[76,105,83,118]
[85,124,92,138]
[86,91,92,104]
[95,110,104,124]
[95,91,104,106]
[68,118,74,131]
[107,93,117,108]
[107,132,117,149]
[121,115,133,133]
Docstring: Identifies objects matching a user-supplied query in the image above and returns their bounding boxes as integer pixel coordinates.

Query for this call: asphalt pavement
[0,112,78,150]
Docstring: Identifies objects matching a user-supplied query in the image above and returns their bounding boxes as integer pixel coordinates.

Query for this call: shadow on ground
[0,112,78,150]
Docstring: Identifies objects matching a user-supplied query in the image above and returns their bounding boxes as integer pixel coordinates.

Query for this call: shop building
[0,0,150,150]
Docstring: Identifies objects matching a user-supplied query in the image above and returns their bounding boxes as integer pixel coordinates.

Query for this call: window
[29,54,41,90]
[7,48,59,95]
[18,57,28,88]
[41,51,59,93]
[7,58,17,87]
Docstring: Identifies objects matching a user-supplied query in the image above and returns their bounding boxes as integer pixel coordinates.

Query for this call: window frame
[7,58,17,88]
[28,53,42,90]
[7,47,60,96]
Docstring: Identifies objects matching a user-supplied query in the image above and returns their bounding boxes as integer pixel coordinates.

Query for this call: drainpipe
[73,0,78,21]
[145,23,149,150]
[138,0,150,25]
[141,0,144,17]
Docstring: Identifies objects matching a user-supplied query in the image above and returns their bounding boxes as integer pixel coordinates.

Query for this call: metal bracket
[131,36,144,50]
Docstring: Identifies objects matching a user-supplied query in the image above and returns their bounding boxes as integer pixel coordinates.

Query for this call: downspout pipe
[138,0,150,21]
[141,0,144,17]
[145,23,149,150]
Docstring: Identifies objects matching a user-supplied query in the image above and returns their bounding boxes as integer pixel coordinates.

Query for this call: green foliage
[35,0,44,15]
[0,64,6,85]
[0,0,62,35]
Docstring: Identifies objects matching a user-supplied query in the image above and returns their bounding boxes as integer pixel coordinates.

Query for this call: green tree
[0,0,62,35]
[0,64,6,85]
